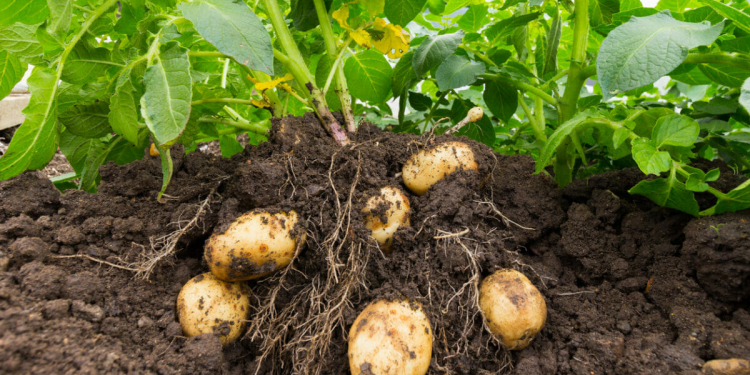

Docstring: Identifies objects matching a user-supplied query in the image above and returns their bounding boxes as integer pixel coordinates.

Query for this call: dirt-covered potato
[402,141,478,195]
[702,358,750,375]
[176,272,250,345]
[479,269,547,350]
[205,210,305,282]
[362,186,410,252]
[348,299,432,375]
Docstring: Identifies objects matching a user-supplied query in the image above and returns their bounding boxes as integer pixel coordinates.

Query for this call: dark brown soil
[1,113,748,374]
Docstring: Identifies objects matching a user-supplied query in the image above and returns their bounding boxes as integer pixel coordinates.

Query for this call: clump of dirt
[0,113,748,375]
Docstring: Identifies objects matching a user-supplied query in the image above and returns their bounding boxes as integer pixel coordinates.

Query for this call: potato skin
[402,141,478,195]
[176,272,250,345]
[479,269,547,350]
[205,211,304,282]
[348,300,433,375]
[362,186,410,252]
[702,358,750,375]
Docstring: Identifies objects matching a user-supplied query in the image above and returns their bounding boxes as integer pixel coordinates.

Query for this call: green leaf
[543,12,562,76]
[483,80,517,124]
[392,49,417,97]
[59,101,112,138]
[412,32,463,77]
[701,179,750,215]
[59,130,100,173]
[0,50,25,101]
[613,127,630,149]
[719,36,750,53]
[652,114,699,148]
[535,109,599,173]
[597,11,723,98]
[109,70,143,146]
[741,78,750,114]
[485,13,541,44]
[590,0,620,27]
[408,91,432,111]
[669,64,712,85]
[629,167,700,216]
[47,0,72,35]
[0,67,59,180]
[692,97,738,115]
[0,0,50,27]
[344,50,393,103]
[0,23,44,61]
[140,42,192,147]
[61,43,118,84]
[451,97,495,146]
[458,5,488,33]
[179,0,273,74]
[314,54,341,111]
[115,0,145,35]
[219,134,244,158]
[385,0,428,27]
[699,64,750,88]
[686,173,710,192]
[435,55,485,91]
[58,131,118,192]
[655,0,692,12]
[700,0,750,34]
[620,0,642,11]
[289,0,331,31]
[427,0,445,14]
[632,138,672,175]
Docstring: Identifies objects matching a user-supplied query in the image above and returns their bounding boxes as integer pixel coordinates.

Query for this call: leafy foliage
[0,0,748,216]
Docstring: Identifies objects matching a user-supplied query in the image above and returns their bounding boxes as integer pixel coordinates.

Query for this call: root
[434,228,512,373]
[135,186,220,279]
[475,200,534,231]
[52,186,220,279]
[248,152,370,375]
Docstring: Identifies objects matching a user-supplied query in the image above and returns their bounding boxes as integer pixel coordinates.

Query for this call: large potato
[362,186,410,252]
[176,272,250,345]
[348,299,432,375]
[402,141,478,195]
[479,269,547,350]
[205,210,305,282]
[702,358,750,375]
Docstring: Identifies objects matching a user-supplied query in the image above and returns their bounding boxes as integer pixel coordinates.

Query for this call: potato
[362,186,410,252]
[205,210,305,282]
[702,358,750,375]
[349,299,433,375]
[402,141,478,195]
[479,269,547,350]
[176,272,250,345]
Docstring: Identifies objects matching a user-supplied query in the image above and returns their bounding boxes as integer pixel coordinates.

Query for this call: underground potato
[205,210,305,282]
[176,272,250,345]
[348,299,432,375]
[402,141,478,195]
[479,269,546,350]
[362,186,410,252]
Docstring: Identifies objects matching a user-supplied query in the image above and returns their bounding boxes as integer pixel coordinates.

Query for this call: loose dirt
[0,114,748,374]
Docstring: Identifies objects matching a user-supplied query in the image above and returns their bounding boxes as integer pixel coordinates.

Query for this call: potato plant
[0,0,749,215]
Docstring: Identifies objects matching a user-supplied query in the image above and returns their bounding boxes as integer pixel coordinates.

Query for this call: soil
[1,113,749,374]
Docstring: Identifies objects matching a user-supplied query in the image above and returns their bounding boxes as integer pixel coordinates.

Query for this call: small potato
[402,141,478,195]
[349,300,432,375]
[702,358,750,375]
[205,210,305,282]
[479,269,547,350]
[362,186,410,252]
[176,272,250,345]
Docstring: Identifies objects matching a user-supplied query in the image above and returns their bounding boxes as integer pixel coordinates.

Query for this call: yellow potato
[479,269,547,350]
[402,141,478,195]
[348,300,433,375]
[205,210,305,282]
[702,358,750,375]
[176,272,250,345]
[362,186,410,252]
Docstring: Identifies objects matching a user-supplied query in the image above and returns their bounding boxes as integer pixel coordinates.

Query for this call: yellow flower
[371,18,410,58]
[252,73,294,91]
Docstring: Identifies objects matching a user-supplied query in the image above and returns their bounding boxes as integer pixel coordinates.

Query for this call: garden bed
[0,115,748,374]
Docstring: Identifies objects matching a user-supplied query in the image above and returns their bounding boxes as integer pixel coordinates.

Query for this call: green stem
[540,68,569,89]
[260,0,349,145]
[481,74,559,106]
[198,117,270,135]
[313,0,356,132]
[221,58,230,89]
[519,92,546,141]
[459,44,496,67]
[684,52,750,71]
[323,37,353,94]
[191,98,257,106]
[674,164,724,196]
